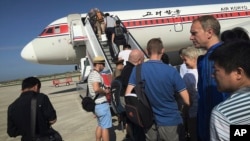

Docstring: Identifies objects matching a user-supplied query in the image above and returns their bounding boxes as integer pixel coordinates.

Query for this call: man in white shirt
[118,44,132,65]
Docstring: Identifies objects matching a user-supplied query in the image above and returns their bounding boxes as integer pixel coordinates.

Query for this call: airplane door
[172,14,183,32]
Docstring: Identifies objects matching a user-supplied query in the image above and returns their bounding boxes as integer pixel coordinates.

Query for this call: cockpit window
[39,27,53,36]
[46,27,53,34]
[39,29,47,36]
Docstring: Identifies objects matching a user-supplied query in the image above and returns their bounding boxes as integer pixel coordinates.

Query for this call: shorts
[95,102,112,128]
[145,124,180,141]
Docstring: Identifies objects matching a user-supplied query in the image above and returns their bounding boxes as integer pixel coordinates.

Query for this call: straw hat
[93,56,105,63]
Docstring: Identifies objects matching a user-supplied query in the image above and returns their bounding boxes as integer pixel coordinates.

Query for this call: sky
[0,0,248,82]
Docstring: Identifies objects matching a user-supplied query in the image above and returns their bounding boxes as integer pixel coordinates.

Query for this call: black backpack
[114,26,125,39]
[125,64,155,129]
[110,78,125,115]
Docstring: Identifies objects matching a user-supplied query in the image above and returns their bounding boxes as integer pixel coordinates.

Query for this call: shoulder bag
[81,85,100,112]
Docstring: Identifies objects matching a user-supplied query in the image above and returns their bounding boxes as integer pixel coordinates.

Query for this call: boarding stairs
[67,14,147,79]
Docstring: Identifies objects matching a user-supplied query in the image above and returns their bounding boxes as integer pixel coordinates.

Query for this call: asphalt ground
[0,77,126,141]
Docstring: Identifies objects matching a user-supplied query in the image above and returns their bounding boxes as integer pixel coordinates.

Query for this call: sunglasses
[99,63,105,66]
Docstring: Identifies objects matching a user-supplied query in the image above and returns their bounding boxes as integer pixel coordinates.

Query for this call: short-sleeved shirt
[210,87,250,141]
[118,50,132,65]
[88,70,107,103]
[7,91,57,141]
[104,16,116,28]
[128,60,186,126]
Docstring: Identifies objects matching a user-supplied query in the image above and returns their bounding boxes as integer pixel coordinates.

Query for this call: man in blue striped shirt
[209,40,250,141]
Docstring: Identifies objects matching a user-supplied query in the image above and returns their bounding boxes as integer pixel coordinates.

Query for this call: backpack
[125,64,155,129]
[114,26,125,39]
[110,78,126,115]
[96,11,104,22]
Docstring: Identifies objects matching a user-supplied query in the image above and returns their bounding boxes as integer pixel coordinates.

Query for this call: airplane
[21,2,250,81]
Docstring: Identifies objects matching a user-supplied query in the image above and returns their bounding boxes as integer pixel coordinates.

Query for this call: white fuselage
[21,2,250,65]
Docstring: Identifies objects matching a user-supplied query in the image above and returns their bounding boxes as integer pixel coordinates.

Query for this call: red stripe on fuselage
[123,10,250,29]
[39,10,250,38]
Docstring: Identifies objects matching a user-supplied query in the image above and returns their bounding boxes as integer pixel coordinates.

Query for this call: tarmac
[0,77,126,141]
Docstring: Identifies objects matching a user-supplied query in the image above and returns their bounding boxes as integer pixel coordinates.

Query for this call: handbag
[81,85,99,112]
[81,96,98,112]
[34,128,62,141]
[31,94,63,141]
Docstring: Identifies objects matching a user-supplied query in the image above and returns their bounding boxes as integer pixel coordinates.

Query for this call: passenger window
[54,26,60,34]
[156,20,158,24]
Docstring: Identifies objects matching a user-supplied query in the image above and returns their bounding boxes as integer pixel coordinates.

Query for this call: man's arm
[42,94,57,125]
[92,82,109,95]
[179,89,190,106]
[125,84,135,96]
[7,106,20,137]
[125,67,136,95]
[112,33,115,43]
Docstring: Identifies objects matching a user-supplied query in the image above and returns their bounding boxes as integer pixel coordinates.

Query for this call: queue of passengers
[118,15,250,141]
[7,13,250,141]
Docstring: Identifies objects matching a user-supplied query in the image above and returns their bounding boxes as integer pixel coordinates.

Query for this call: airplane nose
[21,42,38,63]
